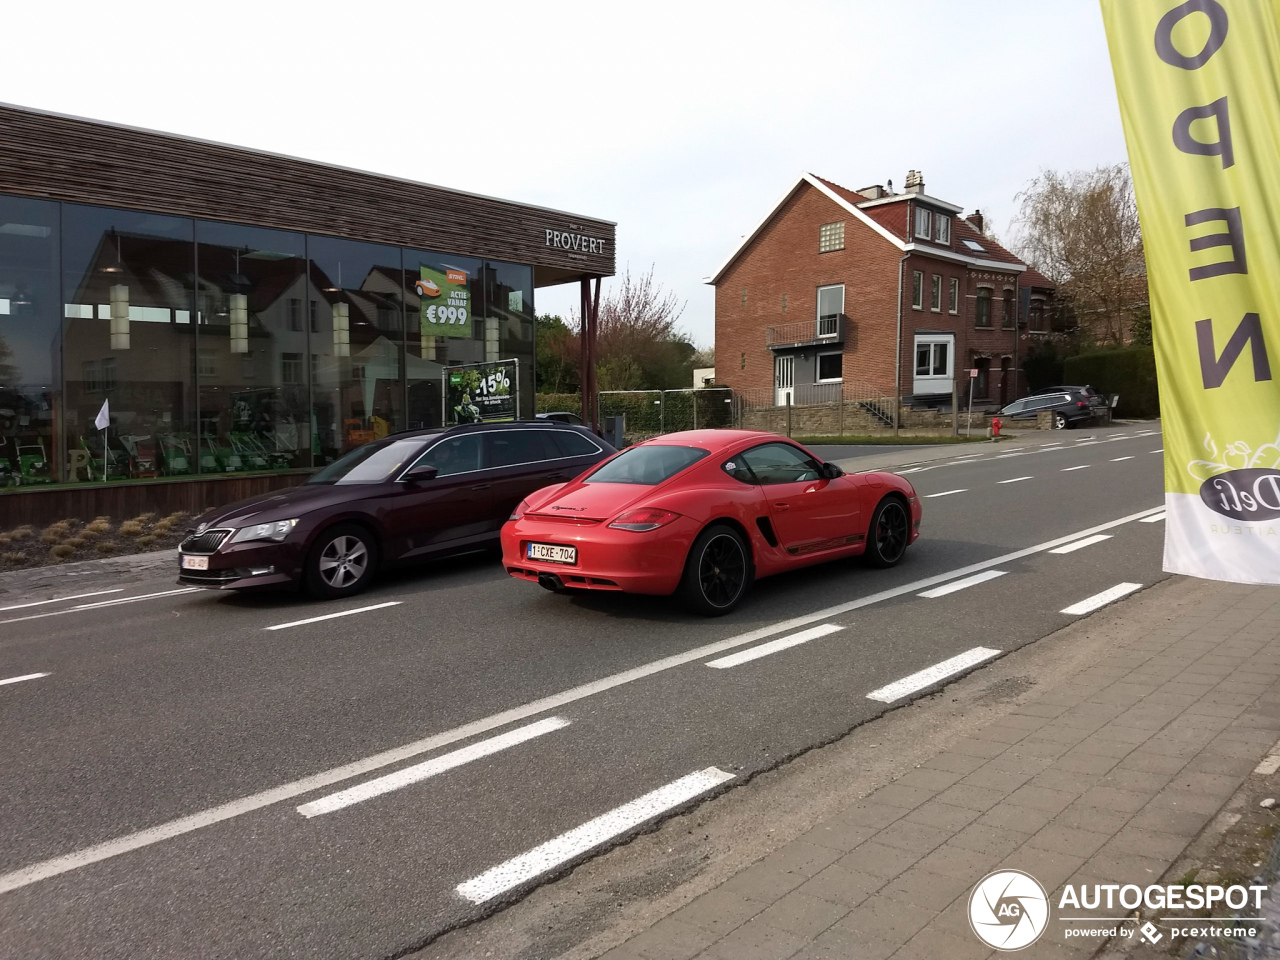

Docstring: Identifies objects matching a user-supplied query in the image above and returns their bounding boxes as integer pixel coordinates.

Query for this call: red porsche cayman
[502,430,921,615]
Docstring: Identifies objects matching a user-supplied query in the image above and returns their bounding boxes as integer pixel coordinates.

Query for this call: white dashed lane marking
[925,489,967,498]
[0,588,201,626]
[264,601,402,631]
[917,570,1008,599]
[455,767,736,904]
[297,717,571,818]
[1049,534,1113,555]
[998,476,1032,484]
[1061,582,1143,616]
[866,647,1002,703]
[1061,465,1091,472]
[1111,456,1135,462]
[1140,513,1166,523]
[705,624,843,669]
[0,672,49,687]
[0,589,124,612]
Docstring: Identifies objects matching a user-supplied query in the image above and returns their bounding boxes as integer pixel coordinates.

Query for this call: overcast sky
[1,0,1127,349]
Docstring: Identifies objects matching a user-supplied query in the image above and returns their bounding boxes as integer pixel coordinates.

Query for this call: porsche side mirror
[401,464,438,483]
[821,462,844,479]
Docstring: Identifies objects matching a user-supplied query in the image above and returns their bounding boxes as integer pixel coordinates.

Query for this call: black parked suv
[178,421,615,598]
[999,390,1097,430]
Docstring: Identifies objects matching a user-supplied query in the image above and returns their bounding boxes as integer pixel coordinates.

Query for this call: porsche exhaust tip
[538,572,566,592]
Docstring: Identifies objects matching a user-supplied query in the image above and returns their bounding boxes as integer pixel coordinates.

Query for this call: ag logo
[968,869,1049,951]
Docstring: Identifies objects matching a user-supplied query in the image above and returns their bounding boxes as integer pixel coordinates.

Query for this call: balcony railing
[766,314,845,348]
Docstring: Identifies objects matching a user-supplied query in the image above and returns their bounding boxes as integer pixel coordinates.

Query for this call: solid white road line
[456,767,736,904]
[264,601,402,631]
[0,589,124,612]
[1110,456,1135,462]
[297,717,570,818]
[0,588,201,626]
[0,503,1164,894]
[1140,513,1167,523]
[867,648,1002,703]
[998,476,1033,484]
[0,672,49,686]
[1048,534,1113,555]
[925,489,967,498]
[705,624,843,669]
[1061,465,1091,472]
[918,570,1008,599]
[1061,582,1143,616]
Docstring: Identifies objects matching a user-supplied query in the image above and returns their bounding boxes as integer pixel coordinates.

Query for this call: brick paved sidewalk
[595,582,1280,960]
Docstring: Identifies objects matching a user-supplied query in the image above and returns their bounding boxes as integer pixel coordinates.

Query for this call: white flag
[94,398,110,431]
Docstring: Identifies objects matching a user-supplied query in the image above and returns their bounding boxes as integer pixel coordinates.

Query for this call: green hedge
[1062,346,1159,419]
[535,393,582,415]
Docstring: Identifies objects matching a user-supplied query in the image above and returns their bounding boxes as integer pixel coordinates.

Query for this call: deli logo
[1201,469,1280,520]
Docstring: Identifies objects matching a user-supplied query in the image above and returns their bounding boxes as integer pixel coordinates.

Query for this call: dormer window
[914,206,932,240]
[936,215,951,245]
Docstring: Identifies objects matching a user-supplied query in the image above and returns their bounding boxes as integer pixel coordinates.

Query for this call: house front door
[774,355,794,406]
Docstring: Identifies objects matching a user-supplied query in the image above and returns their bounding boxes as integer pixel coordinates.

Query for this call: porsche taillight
[509,498,532,521]
[608,508,681,532]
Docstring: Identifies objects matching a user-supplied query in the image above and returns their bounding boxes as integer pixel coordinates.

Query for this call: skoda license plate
[528,543,576,565]
[181,555,209,570]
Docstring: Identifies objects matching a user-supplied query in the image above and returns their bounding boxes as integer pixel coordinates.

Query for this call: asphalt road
[0,424,1168,959]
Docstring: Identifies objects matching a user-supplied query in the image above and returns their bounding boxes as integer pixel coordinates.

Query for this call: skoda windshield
[307,437,432,485]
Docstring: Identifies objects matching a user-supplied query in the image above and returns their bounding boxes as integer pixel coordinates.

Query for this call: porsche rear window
[584,445,709,485]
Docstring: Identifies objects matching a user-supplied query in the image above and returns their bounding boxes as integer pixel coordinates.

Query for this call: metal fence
[732,380,897,428]
[597,388,738,441]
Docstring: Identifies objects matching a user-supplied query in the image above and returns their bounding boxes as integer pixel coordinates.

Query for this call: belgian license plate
[528,543,576,565]
[181,555,209,570]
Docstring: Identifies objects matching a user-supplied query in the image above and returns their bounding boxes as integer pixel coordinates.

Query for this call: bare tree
[1012,165,1147,345]
[571,266,693,390]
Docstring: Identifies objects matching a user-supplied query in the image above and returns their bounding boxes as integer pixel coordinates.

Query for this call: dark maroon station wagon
[177,421,614,599]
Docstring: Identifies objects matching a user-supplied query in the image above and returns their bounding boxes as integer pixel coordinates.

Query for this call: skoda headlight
[229,518,298,544]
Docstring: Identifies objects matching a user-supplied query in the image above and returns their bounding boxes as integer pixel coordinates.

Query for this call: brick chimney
[904,169,924,194]
[966,209,985,233]
[857,184,886,200]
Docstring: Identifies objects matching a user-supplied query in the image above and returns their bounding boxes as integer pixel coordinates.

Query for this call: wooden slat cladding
[0,104,614,279]
[0,473,311,528]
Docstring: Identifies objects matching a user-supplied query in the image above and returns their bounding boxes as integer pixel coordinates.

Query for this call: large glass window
[0,196,60,484]
[307,237,405,462]
[487,260,534,421]
[976,288,992,327]
[196,221,309,471]
[62,204,196,482]
[403,249,482,431]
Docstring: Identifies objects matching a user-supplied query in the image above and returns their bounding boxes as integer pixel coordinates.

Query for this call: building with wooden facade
[0,102,614,509]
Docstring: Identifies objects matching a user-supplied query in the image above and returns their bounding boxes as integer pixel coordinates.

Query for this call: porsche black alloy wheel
[682,524,750,616]
[865,498,910,568]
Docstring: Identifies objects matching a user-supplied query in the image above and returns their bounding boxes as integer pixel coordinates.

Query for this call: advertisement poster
[444,360,518,424]
[1101,0,1280,584]
[416,264,471,339]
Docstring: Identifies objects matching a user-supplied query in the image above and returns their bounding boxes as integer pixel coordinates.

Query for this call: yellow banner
[1102,0,1280,583]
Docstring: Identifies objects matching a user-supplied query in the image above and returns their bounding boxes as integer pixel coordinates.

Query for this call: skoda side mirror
[401,464,438,483]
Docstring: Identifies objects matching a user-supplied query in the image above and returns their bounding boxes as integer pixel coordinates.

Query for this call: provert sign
[1102,0,1280,583]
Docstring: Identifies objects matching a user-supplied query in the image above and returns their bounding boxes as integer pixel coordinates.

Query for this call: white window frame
[815,350,843,383]
[930,275,942,312]
[911,271,923,310]
[949,278,959,314]
[912,333,955,395]
[914,206,932,240]
[936,215,951,245]
[816,284,844,337]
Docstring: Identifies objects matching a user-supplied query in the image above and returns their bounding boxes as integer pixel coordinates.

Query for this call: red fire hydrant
[992,416,1003,438]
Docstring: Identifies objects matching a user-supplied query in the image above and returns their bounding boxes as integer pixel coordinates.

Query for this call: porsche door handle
[773,501,791,511]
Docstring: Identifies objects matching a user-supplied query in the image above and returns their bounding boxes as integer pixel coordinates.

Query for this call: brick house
[709,171,1056,417]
